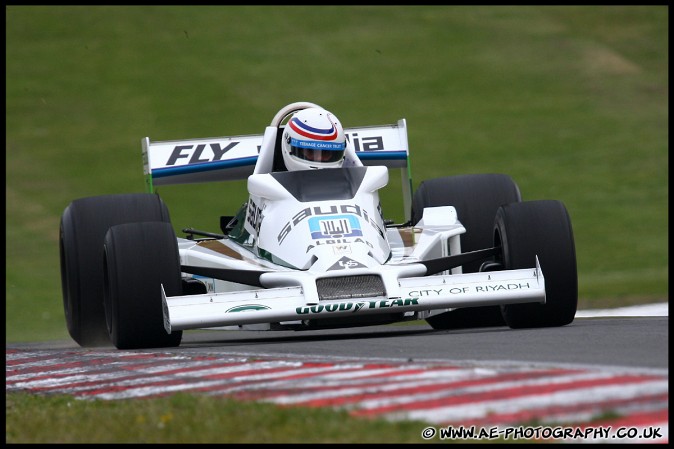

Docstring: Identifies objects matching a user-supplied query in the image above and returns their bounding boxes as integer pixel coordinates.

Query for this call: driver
[281,107,347,170]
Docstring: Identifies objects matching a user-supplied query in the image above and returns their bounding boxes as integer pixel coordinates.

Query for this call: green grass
[5,391,436,444]
[5,6,668,442]
[3,391,624,444]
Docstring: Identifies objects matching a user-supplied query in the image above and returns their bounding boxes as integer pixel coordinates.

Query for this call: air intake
[316,275,386,301]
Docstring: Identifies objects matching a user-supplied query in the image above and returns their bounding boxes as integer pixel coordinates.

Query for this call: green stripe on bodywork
[145,172,154,193]
[257,248,299,270]
[226,304,271,313]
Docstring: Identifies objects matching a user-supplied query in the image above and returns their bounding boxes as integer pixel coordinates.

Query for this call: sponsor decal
[327,256,367,271]
[306,238,373,253]
[226,304,271,313]
[158,132,389,168]
[246,198,264,235]
[166,142,240,165]
[333,244,352,255]
[278,204,384,244]
[290,137,345,151]
[296,298,419,315]
[405,283,532,297]
[346,133,385,152]
[309,214,362,240]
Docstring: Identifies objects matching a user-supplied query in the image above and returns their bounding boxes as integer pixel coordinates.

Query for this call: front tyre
[413,174,521,329]
[103,221,183,349]
[59,193,171,347]
[495,200,578,328]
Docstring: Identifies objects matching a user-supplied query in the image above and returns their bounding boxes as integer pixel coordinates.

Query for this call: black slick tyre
[495,200,578,328]
[103,221,183,349]
[413,174,521,330]
[59,193,171,347]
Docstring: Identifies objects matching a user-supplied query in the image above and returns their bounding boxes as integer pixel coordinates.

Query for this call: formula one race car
[60,102,577,349]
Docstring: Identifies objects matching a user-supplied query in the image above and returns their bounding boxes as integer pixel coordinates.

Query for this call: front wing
[162,258,545,333]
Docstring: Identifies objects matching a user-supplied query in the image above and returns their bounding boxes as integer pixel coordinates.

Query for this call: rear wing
[143,119,412,220]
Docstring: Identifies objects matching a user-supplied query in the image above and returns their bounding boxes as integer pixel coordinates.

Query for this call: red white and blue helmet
[281,107,346,171]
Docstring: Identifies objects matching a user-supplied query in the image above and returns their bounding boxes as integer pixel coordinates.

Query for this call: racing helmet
[281,107,346,171]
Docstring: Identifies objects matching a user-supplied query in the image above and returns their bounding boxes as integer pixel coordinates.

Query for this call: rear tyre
[59,194,171,347]
[412,174,521,330]
[496,200,577,328]
[103,221,183,349]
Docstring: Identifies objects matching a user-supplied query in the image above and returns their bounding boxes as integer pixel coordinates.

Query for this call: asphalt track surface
[9,316,667,369]
[182,316,669,369]
[7,313,669,443]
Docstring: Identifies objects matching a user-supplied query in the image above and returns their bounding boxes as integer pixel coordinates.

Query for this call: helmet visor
[289,138,345,164]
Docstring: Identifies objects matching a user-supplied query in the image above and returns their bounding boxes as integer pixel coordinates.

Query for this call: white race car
[60,102,577,349]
